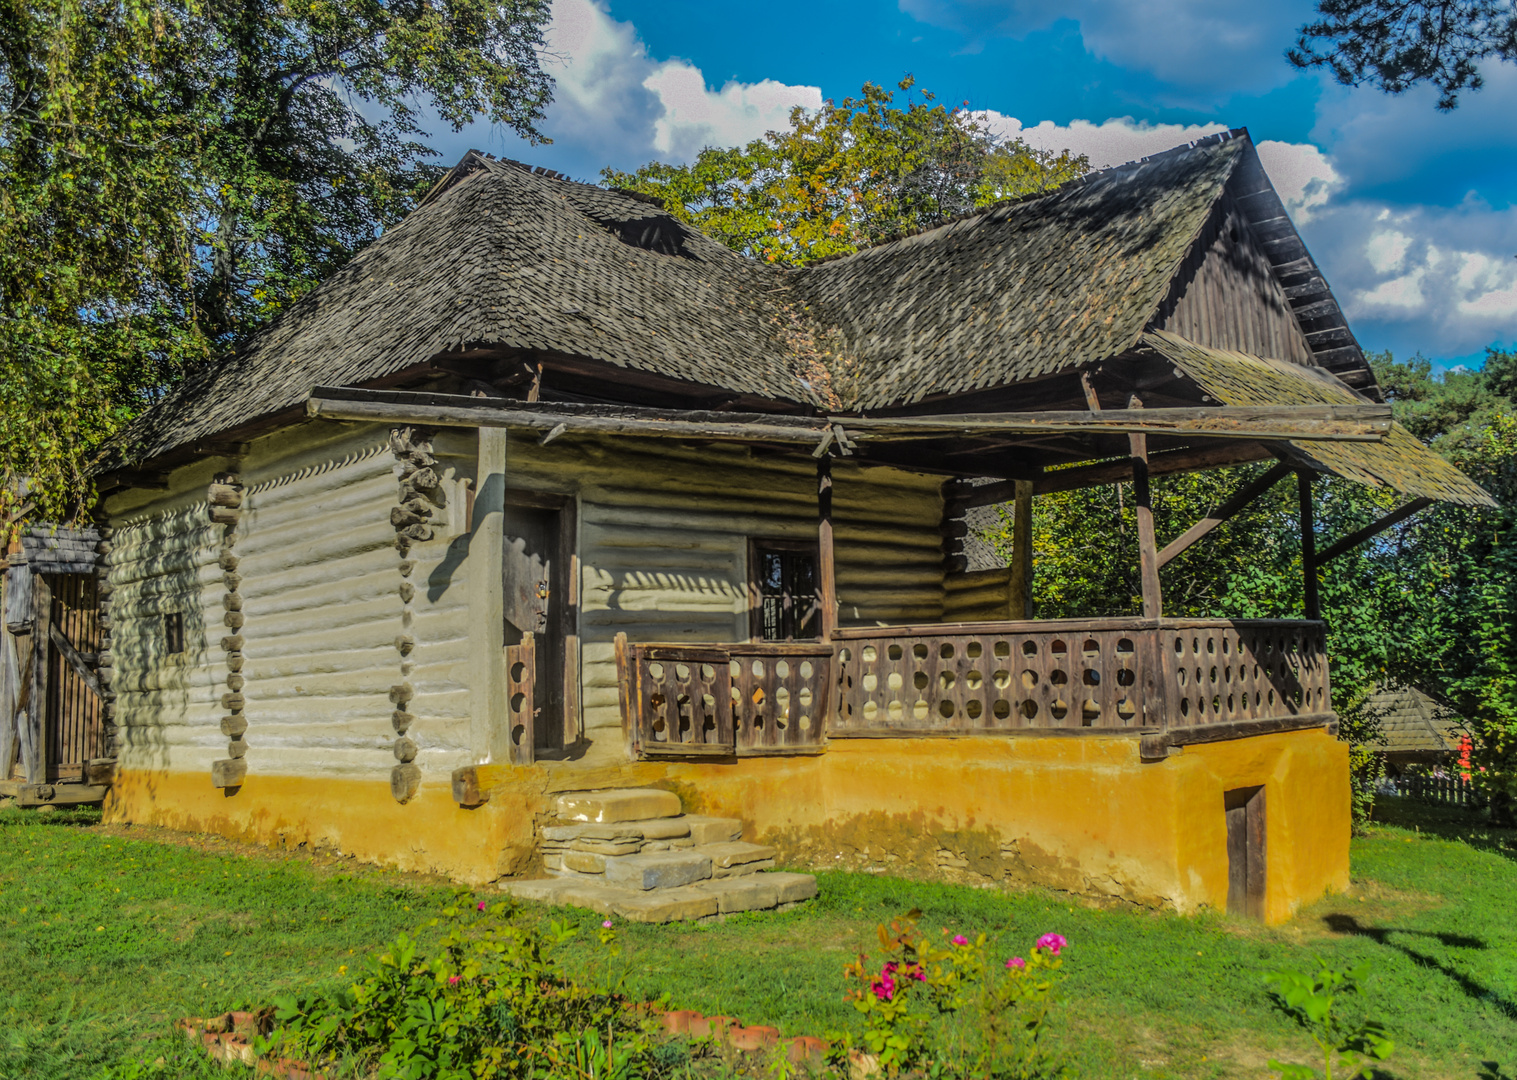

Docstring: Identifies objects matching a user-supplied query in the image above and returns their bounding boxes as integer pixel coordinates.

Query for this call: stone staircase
[500,788,817,923]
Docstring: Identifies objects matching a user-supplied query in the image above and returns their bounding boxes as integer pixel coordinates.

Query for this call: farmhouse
[0,129,1493,923]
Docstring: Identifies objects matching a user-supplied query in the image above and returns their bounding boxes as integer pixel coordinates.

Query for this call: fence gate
[42,573,106,782]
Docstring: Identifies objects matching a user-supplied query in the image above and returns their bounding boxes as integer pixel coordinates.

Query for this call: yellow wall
[106,727,1348,924]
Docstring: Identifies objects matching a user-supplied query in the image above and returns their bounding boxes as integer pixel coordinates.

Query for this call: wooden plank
[817,457,837,640]
[1008,480,1033,620]
[1165,713,1335,746]
[1317,497,1433,565]
[1298,472,1319,621]
[29,576,48,784]
[48,621,101,699]
[842,406,1389,442]
[1157,462,1293,568]
[1130,429,1162,619]
[0,629,16,781]
[1032,442,1272,496]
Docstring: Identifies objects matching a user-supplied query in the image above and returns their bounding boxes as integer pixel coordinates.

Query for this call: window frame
[747,538,823,643]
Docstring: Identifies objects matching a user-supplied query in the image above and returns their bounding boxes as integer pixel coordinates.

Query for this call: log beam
[1317,497,1434,565]
[1156,462,1293,568]
[1008,480,1034,619]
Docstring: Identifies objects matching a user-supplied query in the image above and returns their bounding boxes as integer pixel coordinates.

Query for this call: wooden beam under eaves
[1317,497,1434,565]
[1157,462,1293,568]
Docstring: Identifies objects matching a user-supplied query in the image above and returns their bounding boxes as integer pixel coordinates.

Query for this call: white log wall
[108,421,947,775]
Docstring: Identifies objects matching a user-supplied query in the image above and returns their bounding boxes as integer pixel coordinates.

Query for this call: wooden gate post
[817,457,837,640]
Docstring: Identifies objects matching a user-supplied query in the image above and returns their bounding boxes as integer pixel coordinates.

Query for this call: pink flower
[448,975,461,985]
[1006,957,1026,970]
[909,966,926,982]
[882,962,899,977]
[602,920,614,929]
[952,934,969,946]
[477,902,486,912]
[871,975,896,1001]
[1036,933,1067,956]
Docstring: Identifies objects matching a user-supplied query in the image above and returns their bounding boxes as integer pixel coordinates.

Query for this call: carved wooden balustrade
[616,635,832,758]
[614,618,1330,759]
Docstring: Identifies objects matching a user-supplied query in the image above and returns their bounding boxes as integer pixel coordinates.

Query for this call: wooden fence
[1391,773,1477,807]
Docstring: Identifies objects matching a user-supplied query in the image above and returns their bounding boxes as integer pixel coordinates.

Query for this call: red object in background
[1459,734,1473,782]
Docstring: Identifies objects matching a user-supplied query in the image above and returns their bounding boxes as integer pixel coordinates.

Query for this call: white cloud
[644,63,821,160]
[533,0,819,169]
[1364,229,1412,274]
[1255,140,1341,222]
[901,0,1316,98]
[979,114,1228,167]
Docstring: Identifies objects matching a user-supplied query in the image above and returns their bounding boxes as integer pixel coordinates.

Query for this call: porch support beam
[817,456,838,639]
[1128,394,1163,619]
[1298,471,1319,622]
[1156,462,1293,569]
[1317,497,1434,565]
[1008,480,1034,619]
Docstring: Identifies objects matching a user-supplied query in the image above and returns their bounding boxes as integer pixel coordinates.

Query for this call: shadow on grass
[0,804,103,828]
[1370,798,1517,865]
[1322,914,1517,1021]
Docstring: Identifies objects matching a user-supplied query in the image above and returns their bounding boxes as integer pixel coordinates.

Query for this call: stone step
[553,788,682,824]
[500,871,818,923]
[605,850,712,891]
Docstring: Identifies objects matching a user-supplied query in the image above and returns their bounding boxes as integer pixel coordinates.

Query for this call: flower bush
[837,909,1070,1079]
[261,895,661,1080]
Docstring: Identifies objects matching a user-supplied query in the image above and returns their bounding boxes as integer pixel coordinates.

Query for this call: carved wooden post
[211,474,248,790]
[1008,480,1034,620]
[817,456,837,640]
[1298,471,1320,622]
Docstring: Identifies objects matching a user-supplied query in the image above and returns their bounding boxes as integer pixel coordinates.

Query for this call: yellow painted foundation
[107,729,1349,924]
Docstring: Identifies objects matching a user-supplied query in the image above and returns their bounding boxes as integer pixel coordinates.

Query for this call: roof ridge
[803,128,1250,268]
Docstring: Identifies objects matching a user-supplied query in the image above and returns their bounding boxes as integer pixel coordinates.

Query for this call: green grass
[2,798,1514,1080]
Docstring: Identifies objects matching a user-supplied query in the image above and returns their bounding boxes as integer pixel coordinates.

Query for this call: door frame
[503,489,579,753]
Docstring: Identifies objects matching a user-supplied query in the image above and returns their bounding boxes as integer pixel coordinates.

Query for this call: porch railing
[614,618,1330,759]
[616,636,832,758]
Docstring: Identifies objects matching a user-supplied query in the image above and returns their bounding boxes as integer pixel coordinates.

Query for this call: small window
[164,612,184,655]
[749,540,820,641]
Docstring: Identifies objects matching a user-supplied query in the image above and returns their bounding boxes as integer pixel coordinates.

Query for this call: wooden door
[42,574,105,782]
[1225,785,1266,918]
[502,494,577,753]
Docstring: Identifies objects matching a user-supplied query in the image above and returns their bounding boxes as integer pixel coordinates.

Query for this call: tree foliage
[603,78,1089,268]
[0,0,553,531]
[1290,0,1517,109]
[987,350,1517,821]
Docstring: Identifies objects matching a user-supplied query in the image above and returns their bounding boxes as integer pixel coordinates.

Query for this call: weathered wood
[1317,497,1434,565]
[1008,480,1033,619]
[48,621,102,698]
[1165,713,1335,746]
[85,757,116,786]
[390,763,421,802]
[0,629,17,780]
[1157,462,1293,568]
[1130,428,1162,619]
[1032,442,1273,496]
[505,634,536,765]
[452,765,489,807]
[211,758,246,788]
[307,387,1391,446]
[3,563,31,633]
[207,483,243,509]
[29,576,48,783]
[18,782,110,806]
[1298,472,1319,621]
[817,457,837,640]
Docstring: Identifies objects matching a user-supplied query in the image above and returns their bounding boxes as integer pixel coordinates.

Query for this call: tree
[603,78,1088,268]
[0,0,554,531]
[1290,0,1517,109]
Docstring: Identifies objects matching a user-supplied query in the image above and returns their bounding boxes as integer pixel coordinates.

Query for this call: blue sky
[428,0,1517,370]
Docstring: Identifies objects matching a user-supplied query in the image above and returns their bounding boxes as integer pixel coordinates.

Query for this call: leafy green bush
[1265,960,1394,1080]
[263,897,663,1079]
[834,910,1070,1079]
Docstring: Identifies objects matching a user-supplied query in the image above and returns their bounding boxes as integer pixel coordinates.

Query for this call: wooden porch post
[817,456,838,639]
[1298,471,1320,621]
[1129,425,1162,619]
[1008,480,1034,619]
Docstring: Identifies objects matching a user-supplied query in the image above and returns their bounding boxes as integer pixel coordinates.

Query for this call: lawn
[1,799,1513,1080]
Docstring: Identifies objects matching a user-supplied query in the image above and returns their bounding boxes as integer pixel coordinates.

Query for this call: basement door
[1225,786,1266,918]
[502,492,578,755]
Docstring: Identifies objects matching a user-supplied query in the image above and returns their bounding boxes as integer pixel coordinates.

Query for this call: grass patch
[1,797,1514,1079]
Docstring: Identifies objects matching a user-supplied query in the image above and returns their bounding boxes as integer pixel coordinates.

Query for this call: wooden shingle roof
[108,131,1387,472]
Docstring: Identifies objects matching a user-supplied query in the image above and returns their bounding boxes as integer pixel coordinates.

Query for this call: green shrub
[1265,960,1394,1080]
[833,910,1070,1079]
[262,896,663,1079]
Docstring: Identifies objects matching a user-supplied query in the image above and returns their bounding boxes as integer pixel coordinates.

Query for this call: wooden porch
[614,616,1332,761]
